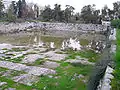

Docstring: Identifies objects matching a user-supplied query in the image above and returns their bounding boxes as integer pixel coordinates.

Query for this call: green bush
[111,19,120,29]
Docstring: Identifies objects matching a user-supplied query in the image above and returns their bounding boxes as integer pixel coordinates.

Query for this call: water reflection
[0,32,106,51]
[61,38,82,51]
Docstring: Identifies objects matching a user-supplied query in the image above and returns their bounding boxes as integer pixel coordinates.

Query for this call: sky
[5,0,119,12]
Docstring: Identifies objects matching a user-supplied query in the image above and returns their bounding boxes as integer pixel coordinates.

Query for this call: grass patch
[0,50,94,90]
[2,56,24,63]
[0,67,31,90]
[66,50,99,61]
[0,67,26,78]
[88,58,97,62]
[0,76,34,90]
[2,48,8,50]
[0,67,8,75]
[26,59,45,66]
[33,62,92,90]
[111,29,120,90]
[11,48,28,52]
[10,57,23,63]
[8,70,26,78]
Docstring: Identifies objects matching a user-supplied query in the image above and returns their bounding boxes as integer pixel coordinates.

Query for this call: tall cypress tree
[17,0,22,18]
[21,0,27,18]
[0,0,4,18]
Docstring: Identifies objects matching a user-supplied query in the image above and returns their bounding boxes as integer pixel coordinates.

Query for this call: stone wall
[0,22,107,34]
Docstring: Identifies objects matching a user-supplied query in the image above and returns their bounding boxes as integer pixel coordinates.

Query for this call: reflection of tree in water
[28,32,45,47]
[42,23,47,35]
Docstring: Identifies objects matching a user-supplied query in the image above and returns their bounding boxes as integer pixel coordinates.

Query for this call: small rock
[48,75,53,78]
[0,82,7,86]
[71,78,75,81]
[82,80,87,83]
[43,86,47,90]
[77,74,84,79]
[106,66,114,74]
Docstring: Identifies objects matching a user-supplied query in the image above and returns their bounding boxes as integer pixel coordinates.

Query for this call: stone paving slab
[22,54,45,63]
[9,48,46,59]
[12,74,39,86]
[43,51,67,61]
[42,61,60,69]
[33,48,48,53]
[0,61,56,76]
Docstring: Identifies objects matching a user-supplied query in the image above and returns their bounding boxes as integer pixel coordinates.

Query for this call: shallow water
[0,32,105,48]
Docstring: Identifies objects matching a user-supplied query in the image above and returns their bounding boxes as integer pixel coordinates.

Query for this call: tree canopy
[0,0,120,23]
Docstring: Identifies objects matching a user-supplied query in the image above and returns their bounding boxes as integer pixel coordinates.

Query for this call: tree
[101,5,109,21]
[40,5,52,21]
[108,9,114,20]
[17,0,22,18]
[21,0,27,18]
[26,3,35,19]
[113,1,120,19]
[0,0,4,18]
[11,1,17,15]
[53,4,62,21]
[7,1,17,22]
[64,5,75,22]
[34,4,39,19]
[81,4,100,23]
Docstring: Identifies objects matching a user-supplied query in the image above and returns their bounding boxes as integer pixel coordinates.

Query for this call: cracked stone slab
[0,61,56,76]
[10,48,45,59]
[12,74,39,86]
[42,61,60,69]
[28,66,56,76]
[43,51,67,61]
[22,54,45,63]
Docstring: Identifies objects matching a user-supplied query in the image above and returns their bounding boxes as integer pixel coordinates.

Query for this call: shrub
[111,19,120,29]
